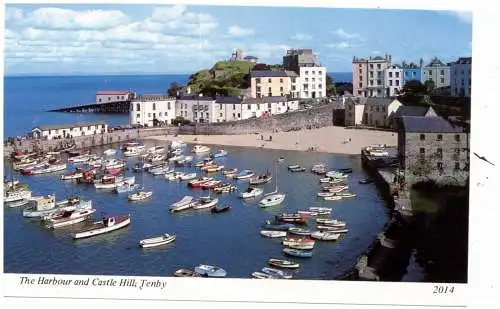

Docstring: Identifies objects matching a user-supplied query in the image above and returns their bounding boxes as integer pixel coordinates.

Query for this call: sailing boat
[259,161,286,208]
[128,168,153,202]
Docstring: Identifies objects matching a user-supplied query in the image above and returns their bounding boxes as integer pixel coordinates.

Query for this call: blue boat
[283,248,313,258]
[211,150,228,158]
[262,221,294,231]
[194,264,227,277]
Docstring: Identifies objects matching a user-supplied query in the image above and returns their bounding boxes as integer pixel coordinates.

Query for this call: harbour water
[4,142,389,279]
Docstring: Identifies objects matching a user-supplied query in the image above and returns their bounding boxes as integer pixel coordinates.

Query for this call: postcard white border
[2,0,498,308]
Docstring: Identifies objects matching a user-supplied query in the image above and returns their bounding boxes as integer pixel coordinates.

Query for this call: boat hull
[73,216,130,239]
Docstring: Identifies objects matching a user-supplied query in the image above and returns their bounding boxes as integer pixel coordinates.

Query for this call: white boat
[139,233,176,248]
[94,176,124,189]
[22,194,57,218]
[179,172,197,181]
[260,230,287,238]
[335,192,357,198]
[73,215,131,239]
[317,191,336,197]
[171,148,183,156]
[122,141,145,151]
[191,145,211,154]
[325,171,348,179]
[123,148,143,157]
[170,196,196,212]
[287,165,300,170]
[329,186,349,193]
[29,163,67,175]
[259,164,285,208]
[310,231,341,240]
[128,190,153,202]
[147,146,166,154]
[239,186,263,199]
[316,218,346,227]
[234,169,255,180]
[4,188,32,203]
[6,199,30,208]
[261,267,293,279]
[114,183,140,193]
[194,265,227,277]
[192,195,218,210]
[251,272,278,279]
[324,196,343,201]
[268,258,300,269]
[148,153,166,162]
[309,207,332,213]
[287,242,315,250]
[168,155,184,162]
[184,156,193,163]
[316,226,349,233]
[46,207,96,229]
[150,167,173,176]
[170,140,186,149]
[103,149,117,156]
[68,155,91,164]
[165,171,184,181]
[61,172,83,180]
[211,149,228,158]
[103,159,126,169]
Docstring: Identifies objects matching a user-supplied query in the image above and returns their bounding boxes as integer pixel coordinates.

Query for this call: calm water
[4,142,389,279]
[3,73,352,138]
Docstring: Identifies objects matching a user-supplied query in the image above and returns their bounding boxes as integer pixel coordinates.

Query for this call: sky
[4,4,472,75]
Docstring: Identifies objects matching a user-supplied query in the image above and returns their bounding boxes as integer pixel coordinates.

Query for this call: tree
[167,82,182,97]
[424,80,436,94]
[326,75,337,97]
[252,63,271,71]
[401,80,426,96]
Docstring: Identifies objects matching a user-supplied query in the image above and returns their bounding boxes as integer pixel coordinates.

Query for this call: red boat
[188,177,213,188]
[277,213,308,224]
[200,180,221,189]
[105,166,125,176]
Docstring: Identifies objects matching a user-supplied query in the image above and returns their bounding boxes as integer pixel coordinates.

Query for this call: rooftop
[251,70,289,78]
[455,57,472,64]
[426,57,446,67]
[96,91,130,95]
[33,121,107,131]
[215,96,242,104]
[134,94,175,102]
[244,55,259,60]
[243,96,291,104]
[346,97,398,106]
[284,70,299,77]
[178,95,216,101]
[400,116,465,133]
[393,105,430,117]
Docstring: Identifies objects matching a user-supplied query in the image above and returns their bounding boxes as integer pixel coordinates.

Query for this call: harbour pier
[49,101,131,113]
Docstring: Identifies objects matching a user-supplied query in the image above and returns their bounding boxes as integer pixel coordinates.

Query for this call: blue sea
[3,73,352,139]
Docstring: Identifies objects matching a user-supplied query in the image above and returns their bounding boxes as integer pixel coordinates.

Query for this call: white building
[285,70,300,99]
[175,96,217,123]
[240,96,299,119]
[96,91,132,104]
[450,57,471,97]
[129,94,176,127]
[299,66,326,99]
[385,65,403,97]
[344,97,403,127]
[31,122,108,140]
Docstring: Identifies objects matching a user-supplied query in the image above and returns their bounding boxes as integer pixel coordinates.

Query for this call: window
[359,83,363,88]
[268,87,272,92]
[268,78,272,83]
[257,104,260,110]
[389,80,393,86]
[454,134,461,141]
[108,97,111,101]
[256,86,261,92]
[376,107,380,112]
[280,87,283,92]
[318,84,322,89]
[428,70,432,75]
[122,96,125,100]
[440,78,445,84]
[440,70,445,75]
[382,106,386,112]
[280,78,283,83]
[377,64,381,69]
[396,80,400,86]
[412,72,416,77]
[312,71,316,75]
[437,162,443,170]
[206,112,209,118]
[87,126,91,130]
[116,96,119,100]
[194,112,198,117]
[359,69,362,74]
[305,78,309,82]
[237,113,240,118]
[247,104,251,110]
[282,102,285,106]
[219,104,222,109]
[370,80,374,86]
[420,148,425,154]
[268,103,272,108]
[312,78,315,82]
[232,113,236,118]
[233,104,236,110]
[220,113,223,117]
[377,80,382,85]
[152,103,156,110]
[305,71,309,75]
[454,162,460,170]
[396,72,400,78]
[136,103,141,111]
[256,78,261,83]
[437,134,443,141]
[389,72,393,78]
[159,112,162,117]
[167,102,171,110]
[98,98,102,102]
[148,113,151,118]
[370,71,373,78]
[370,64,374,69]
[437,148,443,158]
[420,134,426,141]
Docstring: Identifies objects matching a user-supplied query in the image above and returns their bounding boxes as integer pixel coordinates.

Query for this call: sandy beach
[144,126,397,155]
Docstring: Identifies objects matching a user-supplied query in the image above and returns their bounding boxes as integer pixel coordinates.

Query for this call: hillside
[187,60,256,97]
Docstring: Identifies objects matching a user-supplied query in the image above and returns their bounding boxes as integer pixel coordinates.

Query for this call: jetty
[48,90,134,113]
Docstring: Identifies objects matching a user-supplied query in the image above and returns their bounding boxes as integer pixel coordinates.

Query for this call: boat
[317,191,336,197]
[239,186,263,199]
[188,177,213,188]
[122,141,145,151]
[103,149,117,156]
[191,145,211,154]
[200,180,222,189]
[334,192,357,198]
[261,267,293,279]
[278,157,285,162]
[310,231,341,241]
[259,163,285,208]
[251,272,278,279]
[61,170,83,181]
[289,166,306,172]
[139,233,176,248]
[168,155,185,163]
[170,140,187,149]
[323,196,343,201]
[170,148,183,156]
[204,165,224,173]
[170,196,195,212]
[103,159,126,170]
[6,199,30,208]
[213,183,236,194]
[268,259,300,269]
[316,226,349,233]
[123,148,143,157]
[262,221,294,231]
[309,207,332,213]
[4,187,32,203]
[211,204,231,213]
[249,172,272,185]
[287,242,315,250]
[337,168,353,174]
[148,153,166,162]
[72,215,131,239]
[287,165,300,170]
[192,194,218,210]
[282,237,315,246]
[114,183,140,194]
[359,178,374,184]
[179,172,197,181]
[287,227,312,236]
[22,194,57,218]
[150,166,173,176]
[260,230,287,238]
[147,146,166,155]
[325,171,348,179]
[194,158,213,167]
[164,171,183,181]
[315,218,346,227]
[311,163,328,175]
[283,248,313,258]
[24,162,67,175]
[173,269,201,277]
[94,175,124,189]
[233,170,255,180]
[46,207,96,229]
[68,154,91,164]
[297,209,330,216]
[221,168,238,176]
[194,265,227,277]
[211,149,228,158]
[328,186,349,193]
[128,190,153,202]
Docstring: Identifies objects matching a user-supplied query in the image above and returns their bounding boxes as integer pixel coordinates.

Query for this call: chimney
[388,55,392,64]
[420,58,424,68]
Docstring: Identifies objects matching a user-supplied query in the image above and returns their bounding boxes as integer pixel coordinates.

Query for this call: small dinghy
[316,226,349,233]
[261,267,293,279]
[139,233,176,248]
[359,178,374,184]
[194,264,227,277]
[309,206,332,213]
[179,172,197,181]
[283,248,313,258]
[233,169,255,180]
[211,204,231,213]
[221,168,238,176]
[213,183,236,194]
[211,149,228,158]
[287,227,312,236]
[324,196,343,201]
[251,272,278,279]
[103,149,117,156]
[315,218,347,227]
[287,165,300,170]
[239,186,263,199]
[268,258,300,269]
[310,231,341,241]
[260,230,287,238]
[249,172,272,185]
[173,269,201,277]
[170,196,195,212]
[289,166,306,172]
[262,221,294,231]
[128,190,153,202]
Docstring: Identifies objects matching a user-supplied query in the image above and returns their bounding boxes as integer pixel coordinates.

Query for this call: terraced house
[250,71,291,98]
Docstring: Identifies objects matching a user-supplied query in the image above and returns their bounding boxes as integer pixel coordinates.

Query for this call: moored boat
[316,218,347,227]
[213,183,236,194]
[4,187,32,203]
[46,207,96,229]
[139,233,176,248]
[260,230,287,238]
[268,258,300,269]
[221,168,238,176]
[72,215,131,239]
[249,172,272,185]
[289,166,306,172]
[211,149,228,158]
[211,204,231,213]
[283,248,313,258]
[103,149,117,156]
[287,227,312,236]
[233,169,255,180]
[259,193,285,207]
[316,226,349,233]
[179,172,197,181]
[261,267,293,279]
[323,196,343,201]
[192,195,218,210]
[173,269,201,277]
[239,186,263,199]
[170,196,196,212]
[251,272,278,279]
[187,177,213,188]
[359,177,374,184]
[194,264,227,277]
[310,231,341,241]
[200,180,221,189]
[128,190,153,202]
[191,145,211,154]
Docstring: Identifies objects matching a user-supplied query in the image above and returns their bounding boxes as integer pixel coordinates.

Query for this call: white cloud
[227,26,254,37]
[450,11,472,24]
[13,7,130,30]
[6,7,23,21]
[328,42,350,49]
[333,28,360,39]
[290,33,312,41]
